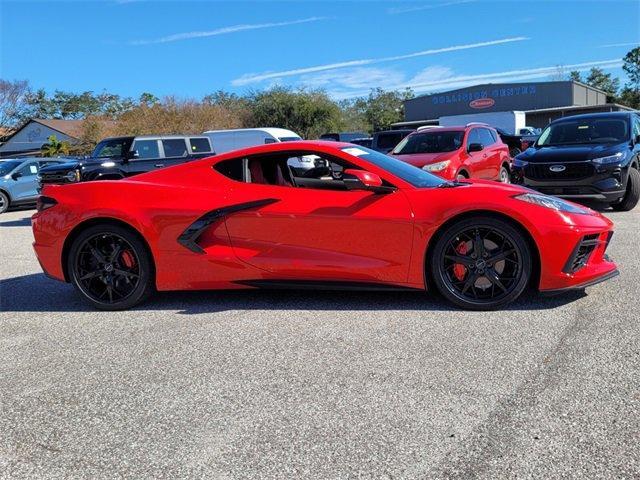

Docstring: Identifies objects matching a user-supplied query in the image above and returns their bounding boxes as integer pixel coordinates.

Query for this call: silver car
[0,158,66,213]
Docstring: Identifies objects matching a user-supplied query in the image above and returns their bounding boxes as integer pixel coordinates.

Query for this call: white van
[203,128,301,154]
[203,128,320,173]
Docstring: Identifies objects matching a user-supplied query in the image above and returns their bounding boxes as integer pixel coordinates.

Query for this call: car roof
[552,111,634,123]
[203,127,301,138]
[99,135,209,141]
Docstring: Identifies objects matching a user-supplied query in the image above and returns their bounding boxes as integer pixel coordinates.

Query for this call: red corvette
[32,141,618,311]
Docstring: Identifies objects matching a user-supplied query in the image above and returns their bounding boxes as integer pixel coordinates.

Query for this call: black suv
[512,112,640,211]
[38,135,214,186]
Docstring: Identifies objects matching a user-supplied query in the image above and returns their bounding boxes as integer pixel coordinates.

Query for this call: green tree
[139,92,159,107]
[620,46,640,108]
[353,88,414,132]
[248,87,342,139]
[569,71,582,82]
[40,134,70,157]
[585,67,620,97]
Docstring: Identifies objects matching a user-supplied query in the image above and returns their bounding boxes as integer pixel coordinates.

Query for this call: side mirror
[468,143,484,152]
[343,169,395,193]
[127,149,140,160]
[11,172,22,180]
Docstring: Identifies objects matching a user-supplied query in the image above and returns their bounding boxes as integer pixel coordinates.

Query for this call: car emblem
[549,165,566,172]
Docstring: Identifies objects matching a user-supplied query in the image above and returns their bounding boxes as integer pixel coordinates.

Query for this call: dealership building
[393,80,635,129]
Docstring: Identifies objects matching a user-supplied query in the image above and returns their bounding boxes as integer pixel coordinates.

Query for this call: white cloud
[130,17,328,45]
[232,37,528,86]
[300,67,406,91]
[388,0,476,15]
[402,59,623,92]
[305,59,623,99]
[598,42,639,48]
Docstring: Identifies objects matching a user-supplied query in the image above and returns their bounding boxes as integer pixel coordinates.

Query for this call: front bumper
[512,162,628,203]
[537,224,618,293]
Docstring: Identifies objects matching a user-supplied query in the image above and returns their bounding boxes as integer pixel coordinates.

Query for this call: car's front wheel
[0,191,9,214]
[68,224,154,310]
[611,167,640,212]
[429,216,532,310]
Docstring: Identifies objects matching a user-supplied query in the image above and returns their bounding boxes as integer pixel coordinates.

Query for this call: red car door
[224,182,415,285]
[478,128,501,179]
[463,128,484,178]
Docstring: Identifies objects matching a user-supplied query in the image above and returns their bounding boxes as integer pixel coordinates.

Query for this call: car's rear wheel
[499,165,511,183]
[68,224,154,310]
[429,216,531,310]
[611,167,640,212]
[0,191,9,214]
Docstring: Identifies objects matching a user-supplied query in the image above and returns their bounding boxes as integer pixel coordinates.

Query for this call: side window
[18,162,38,177]
[162,139,188,158]
[478,128,496,146]
[264,138,277,144]
[132,140,160,159]
[466,129,481,148]
[214,158,246,182]
[189,137,211,153]
[633,117,640,139]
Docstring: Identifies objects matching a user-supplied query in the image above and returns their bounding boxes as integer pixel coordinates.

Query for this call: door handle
[155,163,165,167]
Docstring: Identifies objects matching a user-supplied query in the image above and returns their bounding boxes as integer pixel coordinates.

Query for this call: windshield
[0,160,22,176]
[92,138,133,158]
[278,136,302,142]
[341,146,445,188]
[537,117,629,146]
[392,131,463,154]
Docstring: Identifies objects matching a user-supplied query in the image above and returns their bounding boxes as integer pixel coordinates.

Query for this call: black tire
[611,167,640,212]
[429,216,532,310]
[456,171,469,182]
[498,165,511,184]
[67,224,154,310]
[0,191,9,214]
[509,148,521,158]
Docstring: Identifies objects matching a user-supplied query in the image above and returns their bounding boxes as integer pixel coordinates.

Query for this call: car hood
[519,143,627,162]
[390,151,454,166]
[39,158,119,174]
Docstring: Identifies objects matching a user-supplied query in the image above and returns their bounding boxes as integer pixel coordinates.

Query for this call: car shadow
[1,272,586,315]
[0,216,32,227]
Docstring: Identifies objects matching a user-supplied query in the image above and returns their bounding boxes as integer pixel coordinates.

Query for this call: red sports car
[32,141,618,311]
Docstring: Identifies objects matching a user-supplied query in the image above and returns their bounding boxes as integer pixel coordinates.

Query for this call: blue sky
[1,0,639,100]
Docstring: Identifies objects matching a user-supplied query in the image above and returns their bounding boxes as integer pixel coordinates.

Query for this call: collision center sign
[469,98,495,109]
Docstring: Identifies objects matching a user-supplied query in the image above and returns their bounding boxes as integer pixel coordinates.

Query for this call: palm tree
[41,134,70,157]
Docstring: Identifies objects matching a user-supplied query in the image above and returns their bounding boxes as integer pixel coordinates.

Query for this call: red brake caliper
[120,250,136,269]
[453,241,468,281]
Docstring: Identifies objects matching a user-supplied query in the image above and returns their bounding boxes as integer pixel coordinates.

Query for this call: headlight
[513,157,528,168]
[513,193,590,215]
[592,152,624,165]
[64,170,80,182]
[423,160,450,172]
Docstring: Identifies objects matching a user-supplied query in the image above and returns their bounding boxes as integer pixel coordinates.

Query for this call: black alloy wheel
[430,217,531,310]
[68,224,154,310]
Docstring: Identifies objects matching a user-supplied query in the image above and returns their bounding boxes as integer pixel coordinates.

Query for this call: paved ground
[0,205,638,479]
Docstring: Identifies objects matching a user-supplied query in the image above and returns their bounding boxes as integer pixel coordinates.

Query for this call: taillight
[36,196,57,212]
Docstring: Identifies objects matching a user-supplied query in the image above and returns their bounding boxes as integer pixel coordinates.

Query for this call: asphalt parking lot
[1,206,639,479]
